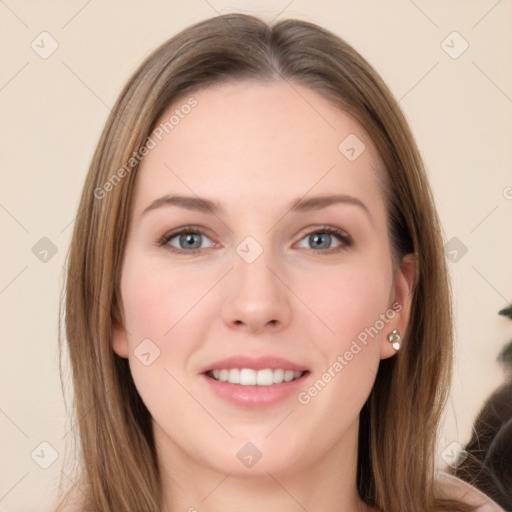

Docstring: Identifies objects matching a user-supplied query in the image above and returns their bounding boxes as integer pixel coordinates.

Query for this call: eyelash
[157,225,353,255]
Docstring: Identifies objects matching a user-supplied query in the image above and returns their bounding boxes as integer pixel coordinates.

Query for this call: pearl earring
[387,329,401,351]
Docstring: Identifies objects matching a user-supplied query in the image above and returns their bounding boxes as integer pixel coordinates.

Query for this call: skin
[113,80,415,512]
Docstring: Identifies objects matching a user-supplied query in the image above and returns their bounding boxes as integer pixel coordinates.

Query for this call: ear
[380,253,416,360]
[112,303,129,358]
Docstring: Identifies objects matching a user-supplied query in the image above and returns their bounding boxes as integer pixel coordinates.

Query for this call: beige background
[1,1,511,510]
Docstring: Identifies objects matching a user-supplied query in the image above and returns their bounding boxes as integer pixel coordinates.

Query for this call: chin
[192,434,312,478]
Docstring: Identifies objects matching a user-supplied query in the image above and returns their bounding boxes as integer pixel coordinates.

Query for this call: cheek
[118,250,202,399]
[298,253,394,345]
[293,253,393,402]
[120,250,215,343]
[289,269,391,451]
[119,257,207,442]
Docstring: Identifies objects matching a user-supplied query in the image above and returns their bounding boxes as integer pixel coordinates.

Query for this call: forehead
[133,80,386,217]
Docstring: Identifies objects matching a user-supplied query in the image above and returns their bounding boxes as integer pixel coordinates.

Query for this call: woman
[57,13,504,512]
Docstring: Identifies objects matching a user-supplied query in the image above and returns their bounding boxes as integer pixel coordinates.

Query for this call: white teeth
[228,368,240,384]
[239,369,257,385]
[273,368,284,384]
[256,369,273,386]
[283,370,295,382]
[210,368,305,385]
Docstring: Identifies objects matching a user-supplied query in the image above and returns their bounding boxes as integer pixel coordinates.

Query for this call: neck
[157,419,374,512]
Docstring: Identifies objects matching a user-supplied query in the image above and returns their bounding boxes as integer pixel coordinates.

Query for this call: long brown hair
[58,13,471,512]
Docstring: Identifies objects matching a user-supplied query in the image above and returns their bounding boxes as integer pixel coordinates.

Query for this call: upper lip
[200,356,309,373]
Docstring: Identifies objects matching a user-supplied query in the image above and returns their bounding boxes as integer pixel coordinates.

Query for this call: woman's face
[113,80,414,478]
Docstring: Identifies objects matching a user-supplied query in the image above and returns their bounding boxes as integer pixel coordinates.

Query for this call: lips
[200,355,310,407]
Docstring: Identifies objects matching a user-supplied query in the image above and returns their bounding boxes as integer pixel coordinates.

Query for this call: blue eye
[160,229,215,252]
[296,227,352,252]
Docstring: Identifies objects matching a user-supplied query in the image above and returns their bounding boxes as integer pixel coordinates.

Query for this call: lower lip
[202,373,309,408]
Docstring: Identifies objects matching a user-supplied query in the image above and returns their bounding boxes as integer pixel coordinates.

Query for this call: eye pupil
[180,233,201,249]
[310,233,331,249]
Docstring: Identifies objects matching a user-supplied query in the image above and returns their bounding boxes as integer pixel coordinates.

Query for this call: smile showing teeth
[210,368,304,386]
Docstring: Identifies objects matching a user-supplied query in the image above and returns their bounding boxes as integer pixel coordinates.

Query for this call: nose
[221,245,292,334]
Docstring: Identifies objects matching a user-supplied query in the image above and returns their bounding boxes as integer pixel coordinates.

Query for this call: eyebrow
[141,195,219,216]
[140,193,370,219]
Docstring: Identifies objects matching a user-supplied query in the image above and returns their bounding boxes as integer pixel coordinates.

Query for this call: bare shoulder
[434,472,506,512]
